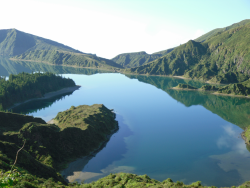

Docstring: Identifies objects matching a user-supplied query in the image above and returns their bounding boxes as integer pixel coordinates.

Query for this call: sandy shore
[8,85,81,110]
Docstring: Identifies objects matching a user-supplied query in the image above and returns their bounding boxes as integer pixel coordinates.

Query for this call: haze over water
[3,59,250,187]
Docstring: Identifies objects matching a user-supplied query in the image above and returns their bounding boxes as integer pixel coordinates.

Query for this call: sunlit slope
[0,29,80,56]
[125,22,250,83]
[0,29,122,69]
[14,49,123,69]
[195,19,250,42]
[111,48,174,68]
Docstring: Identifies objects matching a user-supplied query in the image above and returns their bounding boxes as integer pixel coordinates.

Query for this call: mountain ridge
[111,48,174,68]
[0,29,123,69]
[124,20,250,84]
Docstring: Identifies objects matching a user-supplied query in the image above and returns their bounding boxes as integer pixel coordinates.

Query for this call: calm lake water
[3,59,250,187]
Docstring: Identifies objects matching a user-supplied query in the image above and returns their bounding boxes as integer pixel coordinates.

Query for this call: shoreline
[212,92,250,98]
[171,87,198,91]
[171,87,250,99]
[8,85,81,110]
[10,58,119,72]
[122,72,226,85]
[57,115,119,183]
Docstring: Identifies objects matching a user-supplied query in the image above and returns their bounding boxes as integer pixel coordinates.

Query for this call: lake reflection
[2,63,250,187]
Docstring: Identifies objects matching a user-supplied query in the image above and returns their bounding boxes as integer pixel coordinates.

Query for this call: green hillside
[0,29,80,56]
[125,21,250,84]
[195,19,250,42]
[0,29,122,69]
[111,48,174,68]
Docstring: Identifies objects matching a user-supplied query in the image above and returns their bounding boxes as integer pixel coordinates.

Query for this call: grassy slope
[0,29,79,56]
[125,21,250,84]
[195,19,250,42]
[111,48,174,68]
[0,29,122,69]
[0,104,118,186]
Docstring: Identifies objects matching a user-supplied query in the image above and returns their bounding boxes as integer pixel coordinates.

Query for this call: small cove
[5,67,250,187]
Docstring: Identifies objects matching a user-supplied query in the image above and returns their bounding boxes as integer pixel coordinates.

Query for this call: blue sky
[1,0,250,58]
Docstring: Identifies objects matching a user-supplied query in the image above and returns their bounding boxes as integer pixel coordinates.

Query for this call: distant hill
[111,51,161,68]
[125,20,250,84]
[0,29,122,69]
[111,48,174,68]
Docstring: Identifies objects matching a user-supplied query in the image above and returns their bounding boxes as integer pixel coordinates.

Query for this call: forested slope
[0,72,75,110]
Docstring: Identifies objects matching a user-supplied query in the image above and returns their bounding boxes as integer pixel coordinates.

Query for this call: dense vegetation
[0,29,122,70]
[0,72,75,110]
[111,48,174,68]
[124,20,250,84]
[172,79,250,97]
[215,79,250,96]
[0,104,118,187]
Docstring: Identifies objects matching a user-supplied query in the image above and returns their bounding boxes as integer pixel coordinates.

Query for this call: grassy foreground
[0,104,118,187]
[2,171,250,187]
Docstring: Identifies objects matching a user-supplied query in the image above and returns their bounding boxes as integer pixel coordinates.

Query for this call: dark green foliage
[0,104,118,187]
[0,72,75,110]
[0,111,45,134]
[200,85,218,91]
[198,79,250,96]
[175,83,197,90]
[125,20,250,84]
[217,80,250,96]
[17,104,118,170]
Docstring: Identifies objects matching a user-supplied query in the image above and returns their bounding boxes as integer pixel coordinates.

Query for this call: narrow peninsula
[0,72,78,111]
